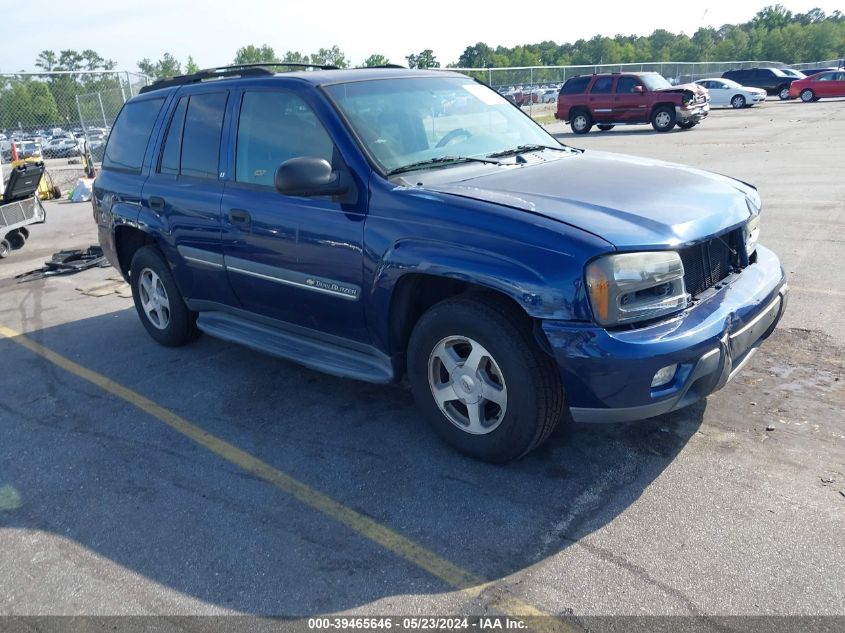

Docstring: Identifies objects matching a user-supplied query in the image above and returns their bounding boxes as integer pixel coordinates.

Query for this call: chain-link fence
[0,71,148,183]
[446,59,844,92]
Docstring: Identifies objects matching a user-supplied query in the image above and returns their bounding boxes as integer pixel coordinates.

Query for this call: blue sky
[2,0,841,73]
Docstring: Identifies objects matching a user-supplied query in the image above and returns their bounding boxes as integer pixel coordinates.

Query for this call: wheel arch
[649,101,677,118]
[373,239,586,367]
[114,225,159,278]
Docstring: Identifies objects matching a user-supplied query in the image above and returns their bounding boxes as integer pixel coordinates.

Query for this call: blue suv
[94,65,788,462]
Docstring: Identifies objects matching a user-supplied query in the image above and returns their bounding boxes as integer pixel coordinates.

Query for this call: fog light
[651,364,678,388]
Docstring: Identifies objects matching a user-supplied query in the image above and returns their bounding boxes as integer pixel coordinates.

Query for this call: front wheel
[676,120,697,130]
[130,245,200,347]
[569,111,593,135]
[778,86,790,101]
[651,106,676,132]
[731,94,746,109]
[407,295,565,463]
[0,239,10,259]
[800,89,815,102]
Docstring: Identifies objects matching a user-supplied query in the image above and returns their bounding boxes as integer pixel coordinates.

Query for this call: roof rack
[139,62,340,93]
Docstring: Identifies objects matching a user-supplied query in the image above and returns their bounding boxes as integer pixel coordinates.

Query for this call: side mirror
[275,157,349,197]
[633,85,645,94]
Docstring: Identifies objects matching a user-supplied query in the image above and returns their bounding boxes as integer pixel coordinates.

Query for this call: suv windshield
[640,74,673,91]
[325,76,560,173]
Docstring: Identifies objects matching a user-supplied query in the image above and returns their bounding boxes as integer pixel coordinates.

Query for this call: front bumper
[676,102,710,122]
[542,245,787,423]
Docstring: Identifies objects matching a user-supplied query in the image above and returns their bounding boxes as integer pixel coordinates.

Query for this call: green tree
[28,82,60,125]
[185,56,200,74]
[311,45,348,68]
[458,43,495,67]
[363,53,390,67]
[137,53,182,79]
[406,49,440,69]
[283,51,311,64]
[753,4,794,30]
[233,44,278,65]
[35,50,58,72]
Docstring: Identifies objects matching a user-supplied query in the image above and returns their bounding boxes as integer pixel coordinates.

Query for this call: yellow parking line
[0,324,568,629]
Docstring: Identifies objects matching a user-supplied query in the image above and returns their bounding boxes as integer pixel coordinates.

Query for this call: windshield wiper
[486,144,569,158]
[386,155,502,176]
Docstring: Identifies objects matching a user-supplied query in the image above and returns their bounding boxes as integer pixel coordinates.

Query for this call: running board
[196,311,394,384]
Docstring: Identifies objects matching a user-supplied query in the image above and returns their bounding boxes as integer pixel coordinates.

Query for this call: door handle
[229,208,251,225]
[149,196,165,210]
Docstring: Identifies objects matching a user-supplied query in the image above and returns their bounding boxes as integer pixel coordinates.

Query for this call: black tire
[800,89,815,103]
[0,239,10,259]
[651,106,676,132]
[676,120,697,130]
[730,94,746,109]
[5,230,25,250]
[129,245,200,347]
[596,124,615,131]
[778,85,790,101]
[407,294,565,463]
[18,227,30,240]
[569,110,593,135]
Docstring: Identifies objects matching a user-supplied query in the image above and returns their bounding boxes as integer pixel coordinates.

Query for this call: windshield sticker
[462,84,506,105]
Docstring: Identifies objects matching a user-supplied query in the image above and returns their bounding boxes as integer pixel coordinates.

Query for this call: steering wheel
[435,128,473,148]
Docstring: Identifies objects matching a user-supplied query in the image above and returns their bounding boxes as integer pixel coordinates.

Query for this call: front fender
[373,238,584,319]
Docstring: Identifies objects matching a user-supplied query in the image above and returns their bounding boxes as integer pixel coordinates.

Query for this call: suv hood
[419,150,756,249]
[656,82,708,98]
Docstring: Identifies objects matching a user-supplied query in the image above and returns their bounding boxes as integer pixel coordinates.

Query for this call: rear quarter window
[560,76,590,95]
[103,98,165,173]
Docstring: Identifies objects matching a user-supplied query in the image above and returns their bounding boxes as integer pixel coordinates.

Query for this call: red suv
[555,72,710,134]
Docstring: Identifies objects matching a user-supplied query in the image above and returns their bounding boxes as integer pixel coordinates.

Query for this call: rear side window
[180,92,227,179]
[590,77,614,94]
[103,98,164,173]
[159,97,187,175]
[560,76,590,95]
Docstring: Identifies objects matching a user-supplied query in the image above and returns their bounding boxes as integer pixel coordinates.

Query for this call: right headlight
[744,214,760,257]
[586,251,688,326]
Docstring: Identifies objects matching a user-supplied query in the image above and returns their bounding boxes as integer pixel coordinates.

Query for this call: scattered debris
[15,246,109,282]
[840,489,845,498]
[766,424,775,431]
[77,276,131,298]
[821,476,834,485]
[750,401,758,406]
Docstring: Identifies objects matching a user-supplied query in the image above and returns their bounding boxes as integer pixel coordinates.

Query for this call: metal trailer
[0,195,46,258]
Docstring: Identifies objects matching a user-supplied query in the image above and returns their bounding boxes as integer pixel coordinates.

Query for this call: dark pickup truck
[555,72,710,134]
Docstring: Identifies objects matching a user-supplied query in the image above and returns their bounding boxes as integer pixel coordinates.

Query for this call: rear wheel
[130,245,200,347]
[676,120,697,130]
[778,85,790,101]
[407,295,564,463]
[800,89,816,102]
[651,106,676,132]
[5,230,25,250]
[731,94,746,109]
[569,111,593,135]
[596,124,614,131]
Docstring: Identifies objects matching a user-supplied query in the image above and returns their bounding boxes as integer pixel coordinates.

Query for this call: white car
[694,78,767,109]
